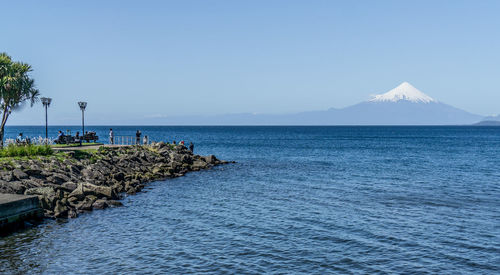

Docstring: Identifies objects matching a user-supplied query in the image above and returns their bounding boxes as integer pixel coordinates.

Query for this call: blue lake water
[0,126,499,274]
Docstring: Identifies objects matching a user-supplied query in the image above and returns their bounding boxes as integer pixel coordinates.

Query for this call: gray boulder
[25,186,62,210]
[0,180,25,194]
[0,171,13,182]
[192,160,208,170]
[24,167,44,178]
[202,155,217,164]
[12,169,29,180]
[76,196,96,211]
[60,182,78,192]
[82,183,118,199]
[92,199,108,210]
[69,184,85,200]
[47,173,70,185]
[54,200,68,218]
[106,200,123,207]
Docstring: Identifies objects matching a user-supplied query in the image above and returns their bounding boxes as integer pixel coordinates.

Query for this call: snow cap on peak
[370,82,436,103]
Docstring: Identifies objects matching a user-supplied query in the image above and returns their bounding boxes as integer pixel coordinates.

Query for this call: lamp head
[41,97,52,107]
[78,101,87,111]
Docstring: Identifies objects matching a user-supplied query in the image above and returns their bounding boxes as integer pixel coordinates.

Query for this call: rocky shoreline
[0,142,229,219]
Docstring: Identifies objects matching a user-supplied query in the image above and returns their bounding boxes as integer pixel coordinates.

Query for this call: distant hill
[157,82,485,125]
[473,120,500,126]
[482,114,500,121]
[473,114,500,126]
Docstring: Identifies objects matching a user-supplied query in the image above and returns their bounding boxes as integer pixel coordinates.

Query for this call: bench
[82,132,99,143]
[54,133,99,144]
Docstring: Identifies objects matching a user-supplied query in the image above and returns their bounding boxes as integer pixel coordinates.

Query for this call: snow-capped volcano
[149,81,485,125]
[370,82,436,103]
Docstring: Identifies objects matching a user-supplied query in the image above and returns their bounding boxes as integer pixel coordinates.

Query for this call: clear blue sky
[2,0,499,125]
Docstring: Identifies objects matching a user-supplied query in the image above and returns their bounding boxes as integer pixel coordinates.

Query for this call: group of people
[172,140,194,152]
[16,130,84,144]
[56,130,95,144]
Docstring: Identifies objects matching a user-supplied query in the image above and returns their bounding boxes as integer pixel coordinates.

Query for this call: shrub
[0,144,53,158]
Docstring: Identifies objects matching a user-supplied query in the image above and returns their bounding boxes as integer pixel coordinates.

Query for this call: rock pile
[0,143,228,218]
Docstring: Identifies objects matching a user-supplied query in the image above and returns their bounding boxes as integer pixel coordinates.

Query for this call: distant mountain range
[158,82,496,125]
[474,114,500,125]
[473,120,500,126]
[483,114,500,122]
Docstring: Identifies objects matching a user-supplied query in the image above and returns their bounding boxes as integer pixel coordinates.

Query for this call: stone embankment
[0,142,229,219]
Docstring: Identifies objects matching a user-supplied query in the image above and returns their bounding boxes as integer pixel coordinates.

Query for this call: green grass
[0,144,54,158]
[73,148,99,160]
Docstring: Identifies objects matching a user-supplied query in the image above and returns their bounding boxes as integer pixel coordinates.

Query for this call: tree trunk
[0,127,3,148]
[0,106,10,148]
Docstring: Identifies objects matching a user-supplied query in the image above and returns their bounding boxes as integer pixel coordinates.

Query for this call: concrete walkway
[0,193,42,234]
[52,144,128,152]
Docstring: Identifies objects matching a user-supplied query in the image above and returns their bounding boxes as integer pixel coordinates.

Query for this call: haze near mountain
[157,82,484,125]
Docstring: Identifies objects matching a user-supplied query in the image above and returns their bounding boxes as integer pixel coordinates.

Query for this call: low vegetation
[0,144,53,158]
[72,148,99,161]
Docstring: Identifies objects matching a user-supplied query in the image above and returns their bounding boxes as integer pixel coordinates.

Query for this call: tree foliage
[0,53,40,146]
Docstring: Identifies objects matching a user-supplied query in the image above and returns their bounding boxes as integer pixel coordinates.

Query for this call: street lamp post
[41,97,52,142]
[78,102,87,135]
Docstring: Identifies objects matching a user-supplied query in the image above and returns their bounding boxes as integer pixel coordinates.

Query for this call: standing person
[109,128,114,145]
[143,135,148,145]
[136,130,141,145]
[189,142,194,153]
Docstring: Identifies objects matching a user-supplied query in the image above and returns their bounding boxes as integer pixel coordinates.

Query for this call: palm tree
[0,53,40,147]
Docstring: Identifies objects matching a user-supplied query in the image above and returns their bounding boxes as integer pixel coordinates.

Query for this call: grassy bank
[0,144,53,158]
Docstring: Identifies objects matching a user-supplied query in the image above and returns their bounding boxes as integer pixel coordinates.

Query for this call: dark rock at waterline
[54,200,69,218]
[202,155,217,164]
[92,199,108,210]
[106,200,123,207]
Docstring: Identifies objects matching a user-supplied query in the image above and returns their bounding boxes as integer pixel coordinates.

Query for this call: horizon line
[4,124,492,127]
